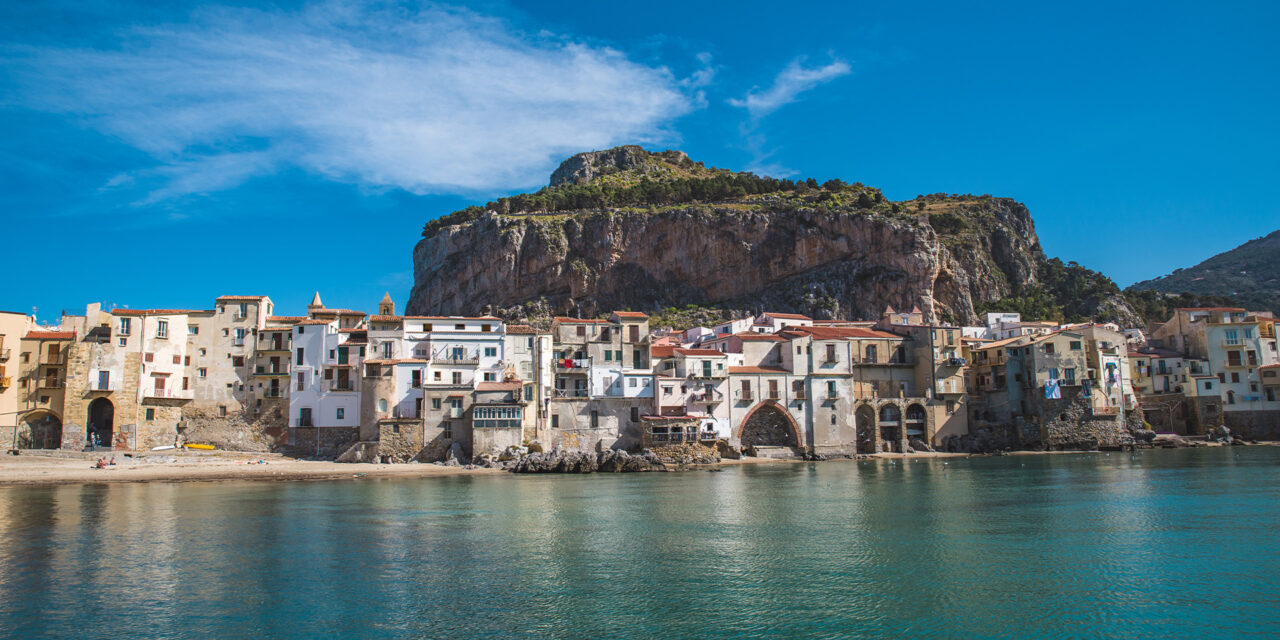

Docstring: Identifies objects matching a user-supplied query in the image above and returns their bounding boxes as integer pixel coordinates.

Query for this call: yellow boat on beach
[183,444,216,450]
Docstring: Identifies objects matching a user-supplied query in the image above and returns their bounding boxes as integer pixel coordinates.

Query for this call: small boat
[151,445,176,451]
[183,444,216,450]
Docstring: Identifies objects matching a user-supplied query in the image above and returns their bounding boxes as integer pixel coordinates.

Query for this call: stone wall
[179,407,285,452]
[376,420,426,462]
[288,426,359,458]
[473,426,523,456]
[1222,410,1280,440]
[1036,395,1136,450]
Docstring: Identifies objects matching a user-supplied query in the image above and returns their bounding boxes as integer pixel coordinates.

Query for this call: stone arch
[878,403,903,453]
[87,397,115,449]
[905,403,927,441]
[18,409,63,450]
[737,401,801,449]
[855,404,877,454]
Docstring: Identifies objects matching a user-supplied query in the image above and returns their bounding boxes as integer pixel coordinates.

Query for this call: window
[615,350,623,362]
[144,352,154,363]
[474,406,522,428]
[232,356,245,367]
[118,338,126,346]
[830,414,837,425]
[1231,372,1240,383]
[156,320,168,339]
[198,367,207,378]
[239,302,248,317]
[825,344,836,363]
[484,347,497,357]
[827,380,837,396]
[377,399,388,413]
[296,371,306,391]
[628,378,637,387]
[298,408,312,427]
[524,385,533,401]
[604,350,613,362]
[118,317,131,335]
[452,372,462,385]
[200,349,206,356]
[442,422,452,439]
[1064,368,1076,384]
[1044,342,1055,354]
[483,372,496,382]
[1069,341,1082,350]
[1204,381,1213,390]
[145,408,155,420]
[422,323,432,331]
[434,371,442,381]
[234,328,246,345]
[663,386,673,396]
[296,348,305,366]
[630,407,639,422]
[218,405,227,417]
[576,326,586,336]
[411,370,422,388]
[414,398,423,417]
[455,324,465,331]
[189,325,199,335]
[432,398,442,410]
[173,355,182,365]
[551,414,559,429]
[865,345,877,362]
[182,377,189,390]
[336,407,345,419]
[590,410,599,428]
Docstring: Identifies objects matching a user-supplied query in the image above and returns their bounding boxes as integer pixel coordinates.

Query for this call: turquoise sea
[1,447,1278,639]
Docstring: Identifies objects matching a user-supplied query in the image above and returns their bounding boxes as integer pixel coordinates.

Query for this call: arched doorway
[855,405,876,454]
[739,402,800,449]
[879,404,902,452]
[905,403,927,445]
[87,397,115,449]
[19,411,62,449]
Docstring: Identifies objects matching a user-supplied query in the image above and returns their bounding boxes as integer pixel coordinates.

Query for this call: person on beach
[94,458,107,469]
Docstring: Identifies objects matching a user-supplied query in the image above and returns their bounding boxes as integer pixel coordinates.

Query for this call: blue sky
[2,1,1277,322]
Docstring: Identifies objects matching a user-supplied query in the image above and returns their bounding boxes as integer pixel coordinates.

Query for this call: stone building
[546,313,653,451]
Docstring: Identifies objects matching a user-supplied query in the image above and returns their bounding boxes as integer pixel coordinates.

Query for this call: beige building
[0,311,33,449]
[17,328,75,449]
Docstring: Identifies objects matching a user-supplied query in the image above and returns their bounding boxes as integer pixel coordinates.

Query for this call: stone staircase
[336,441,379,463]
[748,446,800,459]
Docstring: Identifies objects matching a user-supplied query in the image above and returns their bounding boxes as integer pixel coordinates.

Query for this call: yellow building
[0,311,32,450]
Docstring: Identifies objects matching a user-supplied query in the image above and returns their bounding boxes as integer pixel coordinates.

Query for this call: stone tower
[378,292,395,316]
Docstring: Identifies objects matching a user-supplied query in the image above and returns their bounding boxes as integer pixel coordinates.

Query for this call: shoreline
[0,443,1266,487]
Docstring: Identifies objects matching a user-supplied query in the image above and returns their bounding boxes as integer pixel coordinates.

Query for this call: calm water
[1,449,1278,639]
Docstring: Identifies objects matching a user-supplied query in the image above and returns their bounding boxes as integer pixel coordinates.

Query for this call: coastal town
[1,294,1276,465]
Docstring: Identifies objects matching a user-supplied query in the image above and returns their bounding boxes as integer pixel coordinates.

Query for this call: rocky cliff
[407,146,1133,326]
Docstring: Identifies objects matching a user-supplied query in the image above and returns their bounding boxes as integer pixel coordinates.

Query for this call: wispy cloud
[729,58,850,120]
[3,2,697,202]
[729,56,851,176]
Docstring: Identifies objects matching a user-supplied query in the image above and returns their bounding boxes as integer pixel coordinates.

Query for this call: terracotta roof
[1260,364,1280,370]
[729,365,790,374]
[295,319,333,326]
[505,325,537,334]
[675,348,725,356]
[25,330,74,340]
[971,335,1029,351]
[369,315,403,322]
[368,358,428,364]
[477,381,523,391]
[762,312,812,321]
[405,315,502,321]
[1179,307,1246,312]
[215,295,267,301]
[337,328,366,333]
[641,414,701,421]
[782,326,901,340]
[650,345,677,358]
[111,309,208,316]
[310,309,367,317]
[1130,347,1183,359]
[611,311,649,319]
[266,316,306,323]
[553,317,611,324]
[735,333,786,341]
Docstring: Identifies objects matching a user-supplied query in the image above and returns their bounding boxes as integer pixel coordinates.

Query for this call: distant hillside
[1128,230,1280,314]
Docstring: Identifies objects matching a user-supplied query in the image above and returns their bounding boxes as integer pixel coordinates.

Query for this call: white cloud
[729,58,851,119]
[4,2,696,201]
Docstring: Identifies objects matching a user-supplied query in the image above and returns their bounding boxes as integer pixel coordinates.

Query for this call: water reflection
[1,448,1279,639]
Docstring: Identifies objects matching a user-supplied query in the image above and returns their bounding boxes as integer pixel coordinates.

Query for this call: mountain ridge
[1128,230,1280,314]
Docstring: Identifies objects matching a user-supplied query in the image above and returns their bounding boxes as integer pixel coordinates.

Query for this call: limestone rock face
[408,147,1133,325]
[409,201,1044,324]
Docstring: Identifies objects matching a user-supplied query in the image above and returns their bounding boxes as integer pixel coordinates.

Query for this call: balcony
[437,354,480,366]
[38,379,64,389]
[89,379,116,392]
[793,390,807,400]
[0,376,9,388]
[262,389,286,398]
[826,390,841,400]
[329,382,355,392]
[942,356,967,367]
[555,359,591,373]
[253,366,290,376]
[689,370,727,380]
[144,388,191,400]
[694,389,725,403]
[734,389,754,402]
[1221,340,1244,349]
[40,353,68,365]
[0,348,9,361]
[553,388,589,399]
